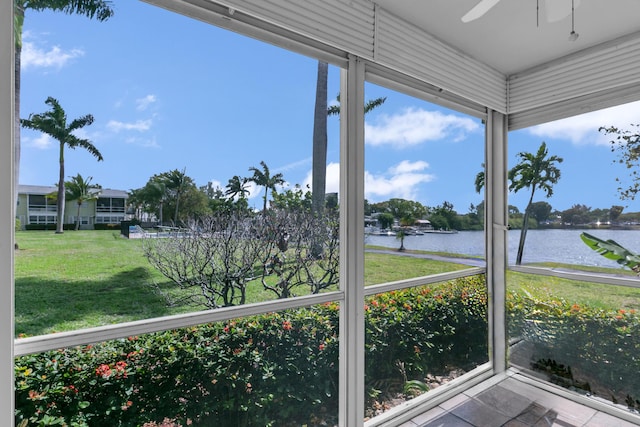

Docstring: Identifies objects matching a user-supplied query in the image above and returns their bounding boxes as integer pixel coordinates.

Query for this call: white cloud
[208,180,223,190]
[136,95,157,111]
[302,160,433,201]
[274,157,312,173]
[388,160,430,175]
[365,108,479,148]
[124,136,159,148]
[21,40,84,70]
[107,119,152,132]
[245,181,261,200]
[302,162,340,195]
[365,161,435,201]
[24,133,53,149]
[529,101,640,145]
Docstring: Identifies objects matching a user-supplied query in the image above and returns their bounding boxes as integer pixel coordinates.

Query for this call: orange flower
[96,364,112,378]
[282,320,293,331]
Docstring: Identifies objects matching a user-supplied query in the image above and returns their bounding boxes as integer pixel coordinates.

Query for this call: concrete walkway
[365,248,487,268]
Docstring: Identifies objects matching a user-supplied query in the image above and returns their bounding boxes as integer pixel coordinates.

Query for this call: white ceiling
[373,0,640,75]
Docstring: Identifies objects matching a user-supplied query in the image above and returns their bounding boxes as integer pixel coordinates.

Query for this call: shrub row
[507,290,640,405]
[93,223,121,231]
[24,224,75,231]
[15,276,488,426]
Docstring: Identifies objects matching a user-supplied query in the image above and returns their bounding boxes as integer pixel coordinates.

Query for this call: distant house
[414,219,433,230]
[16,184,130,230]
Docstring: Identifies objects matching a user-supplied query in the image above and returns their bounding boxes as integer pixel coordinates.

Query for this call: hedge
[15,276,488,426]
[507,290,640,407]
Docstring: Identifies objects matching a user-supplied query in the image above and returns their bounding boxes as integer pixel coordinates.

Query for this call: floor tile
[537,395,596,425]
[502,420,531,427]
[475,384,533,418]
[515,402,552,425]
[450,398,511,427]
[419,412,474,427]
[438,393,470,411]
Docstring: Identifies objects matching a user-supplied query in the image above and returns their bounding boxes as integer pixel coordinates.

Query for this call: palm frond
[580,232,640,274]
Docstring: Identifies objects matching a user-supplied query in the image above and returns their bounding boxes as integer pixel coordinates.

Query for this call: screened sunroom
[3,1,640,426]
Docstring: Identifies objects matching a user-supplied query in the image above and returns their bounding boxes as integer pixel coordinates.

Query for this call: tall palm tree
[225,175,250,200]
[311,61,386,217]
[509,142,563,264]
[21,96,103,233]
[248,160,285,212]
[311,61,329,217]
[65,173,101,230]
[13,0,114,209]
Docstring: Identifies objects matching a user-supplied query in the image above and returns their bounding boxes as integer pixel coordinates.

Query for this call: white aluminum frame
[1,0,15,422]
[7,1,640,426]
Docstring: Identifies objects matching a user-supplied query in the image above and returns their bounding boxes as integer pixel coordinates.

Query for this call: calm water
[366,229,640,268]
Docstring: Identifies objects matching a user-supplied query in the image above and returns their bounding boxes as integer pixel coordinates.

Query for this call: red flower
[319,343,325,351]
[96,364,112,378]
[282,320,293,331]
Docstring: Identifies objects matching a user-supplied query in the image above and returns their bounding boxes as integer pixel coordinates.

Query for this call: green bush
[507,290,640,405]
[93,223,121,231]
[15,276,487,426]
[15,218,21,232]
[365,275,488,382]
[24,223,75,231]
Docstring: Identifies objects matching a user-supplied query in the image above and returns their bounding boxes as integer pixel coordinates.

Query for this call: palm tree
[248,160,285,212]
[509,142,563,264]
[311,61,387,217]
[65,173,101,230]
[311,61,329,217]
[225,175,250,200]
[166,168,187,225]
[13,0,114,209]
[21,96,103,233]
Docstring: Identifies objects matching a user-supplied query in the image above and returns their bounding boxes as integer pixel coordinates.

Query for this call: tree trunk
[515,210,529,265]
[516,191,536,265]
[311,61,328,215]
[56,142,65,234]
[310,61,328,258]
[14,29,22,217]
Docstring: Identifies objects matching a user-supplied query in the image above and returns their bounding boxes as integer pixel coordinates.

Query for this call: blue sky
[19,1,640,214]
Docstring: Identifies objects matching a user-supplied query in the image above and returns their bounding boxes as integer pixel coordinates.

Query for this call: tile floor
[399,374,639,427]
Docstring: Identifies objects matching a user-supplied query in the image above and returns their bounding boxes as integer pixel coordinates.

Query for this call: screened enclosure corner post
[1,0,15,422]
[485,110,508,373]
[339,55,366,427]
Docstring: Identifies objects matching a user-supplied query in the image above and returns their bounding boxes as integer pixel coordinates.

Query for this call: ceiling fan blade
[544,0,581,23]
[461,0,502,23]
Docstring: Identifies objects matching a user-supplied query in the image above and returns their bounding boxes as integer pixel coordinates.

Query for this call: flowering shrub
[15,307,339,426]
[15,276,487,426]
[365,275,488,382]
[507,290,640,405]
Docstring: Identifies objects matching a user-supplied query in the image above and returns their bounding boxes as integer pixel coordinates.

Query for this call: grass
[14,230,640,336]
[507,270,640,311]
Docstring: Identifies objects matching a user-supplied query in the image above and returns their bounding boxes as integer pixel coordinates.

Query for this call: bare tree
[143,211,268,308]
[261,208,339,298]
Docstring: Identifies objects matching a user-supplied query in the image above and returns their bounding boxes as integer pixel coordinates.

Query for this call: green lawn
[14,230,640,336]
